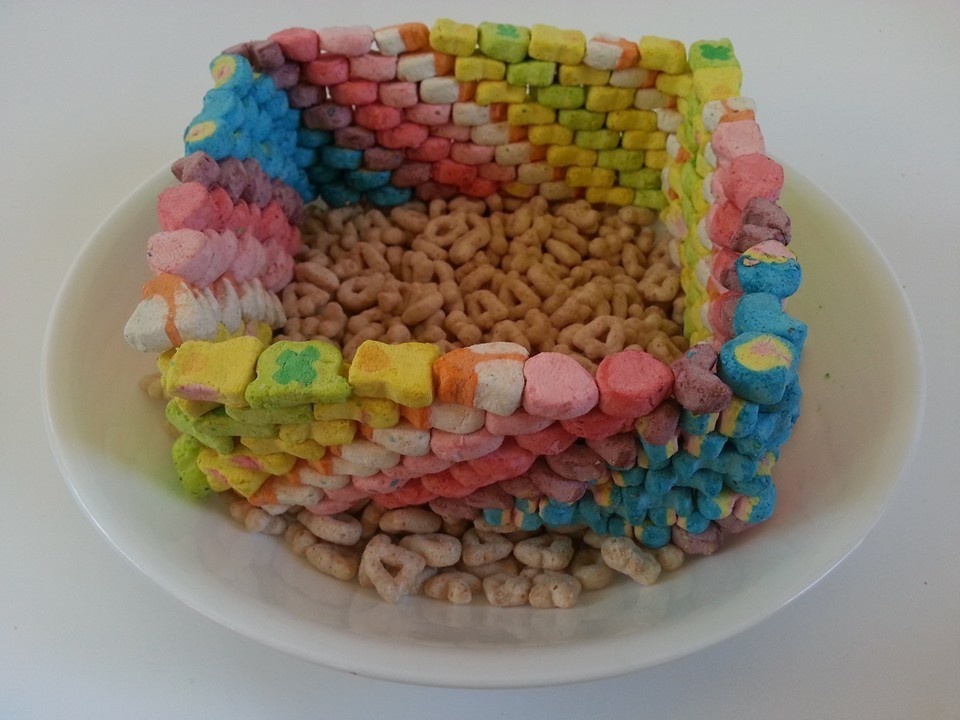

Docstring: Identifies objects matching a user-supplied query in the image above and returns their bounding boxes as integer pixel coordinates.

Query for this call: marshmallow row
[124,154,303,353]
[161,336,799,550]
[127,24,807,553]
[182,21,707,210]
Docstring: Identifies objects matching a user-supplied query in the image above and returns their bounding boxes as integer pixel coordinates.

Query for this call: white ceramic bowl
[43,163,924,688]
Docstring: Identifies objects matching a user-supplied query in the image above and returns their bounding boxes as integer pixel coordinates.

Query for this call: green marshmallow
[536,84,585,109]
[165,401,235,454]
[506,60,556,87]
[619,167,663,189]
[688,39,739,71]
[477,22,531,64]
[557,109,606,130]
[245,340,352,409]
[574,129,621,150]
[194,406,277,438]
[597,149,646,171]
[171,434,211,498]
[225,403,315,425]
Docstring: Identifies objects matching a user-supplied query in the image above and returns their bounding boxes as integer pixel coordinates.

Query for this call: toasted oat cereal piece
[461,528,515,567]
[653,542,685,571]
[528,572,583,609]
[398,533,463,567]
[296,509,363,546]
[424,571,483,605]
[513,534,575,571]
[305,541,362,581]
[360,534,427,603]
[600,536,662,585]
[569,547,616,590]
[379,507,443,534]
[483,573,533,607]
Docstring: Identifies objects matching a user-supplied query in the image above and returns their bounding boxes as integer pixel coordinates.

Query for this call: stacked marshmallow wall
[132,20,808,553]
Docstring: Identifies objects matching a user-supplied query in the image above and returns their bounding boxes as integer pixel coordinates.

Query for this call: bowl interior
[42,163,924,688]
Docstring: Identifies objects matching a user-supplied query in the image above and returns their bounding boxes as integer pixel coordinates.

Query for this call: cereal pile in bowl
[126,20,806,607]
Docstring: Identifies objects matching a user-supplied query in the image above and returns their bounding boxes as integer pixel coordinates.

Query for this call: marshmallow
[521,352,599,420]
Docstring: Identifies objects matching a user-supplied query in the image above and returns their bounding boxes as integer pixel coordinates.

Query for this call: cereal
[136,24,809,611]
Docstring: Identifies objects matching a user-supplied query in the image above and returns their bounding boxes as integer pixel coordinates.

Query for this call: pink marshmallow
[389,162,432,187]
[404,102,453,126]
[405,136,452,162]
[595,349,674,418]
[450,142,496,165]
[712,153,784,210]
[354,104,404,131]
[259,240,295,292]
[302,56,350,86]
[448,438,537,488]
[635,398,681,446]
[227,231,267,283]
[710,120,765,165]
[421,470,475,498]
[514,422,578,456]
[485,409,554,436]
[522,352,600,421]
[378,81,420,108]
[383,452,453,480]
[560,407,635,441]
[585,433,638,470]
[461,484,514,510]
[544,444,608,482]
[330,80,379,106]
[349,53,398,82]
[268,28,320,62]
[429,497,480,520]
[376,122,430,149]
[498,474,541,499]
[526,459,587,503]
[157,182,214,231]
[147,229,215,284]
[317,26,374,57]
[430,428,504,463]
[706,201,742,247]
[431,123,473,142]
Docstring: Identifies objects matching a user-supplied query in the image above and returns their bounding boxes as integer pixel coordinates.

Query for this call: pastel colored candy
[729,197,791,251]
[544,443,607,482]
[348,340,441,408]
[268,27,320,63]
[374,23,431,56]
[526,459,587,503]
[361,420,431,457]
[717,331,800,405]
[448,437,537,487]
[317,26,374,57]
[711,153,784,210]
[245,340,350,408]
[428,402,486,434]
[430,428,504,463]
[559,407,635,441]
[521,352,599,420]
[671,343,734,414]
[709,120,765,165]
[382,452,452,480]
[166,335,264,405]
[171,434,211,497]
[485,409,554,436]
[733,292,808,347]
[735,239,802,298]
[514,422,578,456]
[595,349,674,418]
[433,342,528,416]
[585,433,638,470]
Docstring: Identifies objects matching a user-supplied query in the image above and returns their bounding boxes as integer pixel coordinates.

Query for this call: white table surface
[4,1,958,717]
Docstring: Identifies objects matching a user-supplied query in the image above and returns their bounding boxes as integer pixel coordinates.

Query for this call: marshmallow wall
[125,19,807,562]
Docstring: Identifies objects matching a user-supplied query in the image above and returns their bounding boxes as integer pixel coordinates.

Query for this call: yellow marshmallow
[348,341,441,408]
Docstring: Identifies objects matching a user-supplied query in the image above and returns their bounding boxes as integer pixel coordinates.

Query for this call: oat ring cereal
[124,20,806,605]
